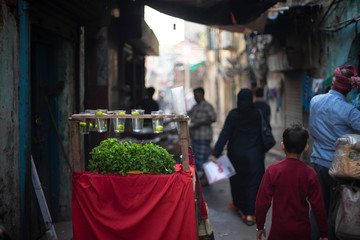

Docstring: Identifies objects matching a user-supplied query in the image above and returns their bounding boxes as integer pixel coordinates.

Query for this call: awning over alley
[139,0,279,26]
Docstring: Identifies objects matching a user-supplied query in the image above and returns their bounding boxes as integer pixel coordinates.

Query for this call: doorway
[31,27,60,223]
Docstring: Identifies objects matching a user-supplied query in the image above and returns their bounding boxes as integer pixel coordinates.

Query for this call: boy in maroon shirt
[255,124,328,240]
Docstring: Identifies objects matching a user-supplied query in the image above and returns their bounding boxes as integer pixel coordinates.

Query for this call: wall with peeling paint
[261,1,360,163]
[0,0,21,237]
[57,39,75,220]
[320,1,360,77]
[0,0,112,238]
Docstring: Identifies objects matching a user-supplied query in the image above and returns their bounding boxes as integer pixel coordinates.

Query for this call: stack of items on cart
[329,134,360,239]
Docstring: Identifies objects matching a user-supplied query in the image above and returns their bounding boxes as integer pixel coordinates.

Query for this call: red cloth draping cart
[72,166,197,240]
[68,114,198,240]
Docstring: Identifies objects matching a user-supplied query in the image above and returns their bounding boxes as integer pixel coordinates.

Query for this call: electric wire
[318,15,360,32]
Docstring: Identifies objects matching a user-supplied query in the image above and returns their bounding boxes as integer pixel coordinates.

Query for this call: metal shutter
[284,71,303,127]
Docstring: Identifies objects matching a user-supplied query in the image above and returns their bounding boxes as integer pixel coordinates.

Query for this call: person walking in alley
[254,87,271,126]
[211,88,265,226]
[255,124,328,240]
[188,87,217,181]
[251,81,257,101]
[139,87,160,114]
[309,65,360,239]
[138,87,160,126]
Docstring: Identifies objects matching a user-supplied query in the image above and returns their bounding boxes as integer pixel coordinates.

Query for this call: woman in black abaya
[211,88,265,226]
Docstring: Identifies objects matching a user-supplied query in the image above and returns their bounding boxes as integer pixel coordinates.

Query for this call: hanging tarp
[140,0,278,26]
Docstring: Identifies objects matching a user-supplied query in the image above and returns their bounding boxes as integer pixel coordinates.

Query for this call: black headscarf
[237,88,254,111]
[212,87,262,159]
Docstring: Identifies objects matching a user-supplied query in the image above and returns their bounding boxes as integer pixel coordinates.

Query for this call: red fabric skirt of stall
[72,165,197,240]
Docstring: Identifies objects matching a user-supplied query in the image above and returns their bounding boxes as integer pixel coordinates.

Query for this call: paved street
[202,152,283,240]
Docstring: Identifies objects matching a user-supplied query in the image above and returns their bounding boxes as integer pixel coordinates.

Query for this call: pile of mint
[88,138,176,175]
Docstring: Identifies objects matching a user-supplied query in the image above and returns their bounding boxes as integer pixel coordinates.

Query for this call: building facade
[0,0,158,238]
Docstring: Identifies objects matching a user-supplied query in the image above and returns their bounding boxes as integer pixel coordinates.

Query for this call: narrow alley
[2,1,360,239]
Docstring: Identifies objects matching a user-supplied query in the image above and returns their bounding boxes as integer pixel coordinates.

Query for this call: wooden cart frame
[68,113,202,239]
[68,113,191,172]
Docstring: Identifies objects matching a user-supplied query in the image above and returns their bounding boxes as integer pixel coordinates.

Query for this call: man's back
[254,88,271,124]
[309,90,360,167]
[254,101,270,123]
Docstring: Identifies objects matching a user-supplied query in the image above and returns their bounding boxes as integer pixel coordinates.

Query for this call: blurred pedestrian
[211,88,264,226]
[309,65,360,239]
[250,81,257,101]
[255,124,328,240]
[188,87,216,179]
[139,87,159,114]
[254,87,271,125]
[139,87,160,126]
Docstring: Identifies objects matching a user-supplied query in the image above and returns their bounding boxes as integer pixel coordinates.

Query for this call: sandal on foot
[229,201,238,211]
[245,215,255,226]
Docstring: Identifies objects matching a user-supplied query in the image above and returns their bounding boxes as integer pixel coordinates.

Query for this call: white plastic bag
[203,155,236,184]
[335,185,360,239]
[170,87,187,115]
[329,134,360,180]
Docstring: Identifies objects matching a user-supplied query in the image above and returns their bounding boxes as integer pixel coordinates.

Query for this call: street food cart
[68,113,200,240]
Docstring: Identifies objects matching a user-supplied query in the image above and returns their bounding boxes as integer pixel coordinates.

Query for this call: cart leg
[70,119,83,172]
[179,121,190,171]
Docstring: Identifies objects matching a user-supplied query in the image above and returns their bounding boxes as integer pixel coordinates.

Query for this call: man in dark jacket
[254,88,271,126]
